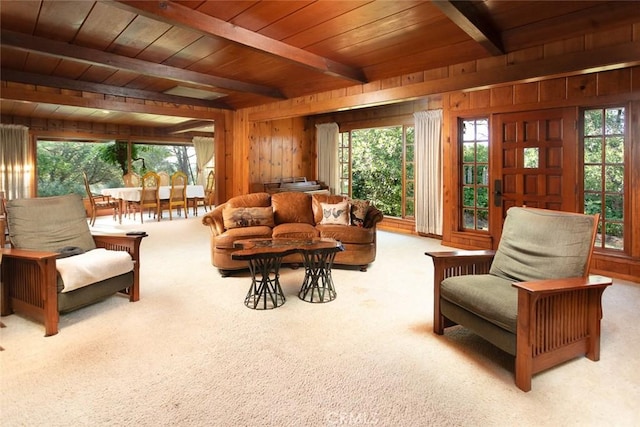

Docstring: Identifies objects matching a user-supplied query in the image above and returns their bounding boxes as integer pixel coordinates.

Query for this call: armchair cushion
[490,207,596,282]
[56,248,134,293]
[6,194,96,253]
[441,274,518,333]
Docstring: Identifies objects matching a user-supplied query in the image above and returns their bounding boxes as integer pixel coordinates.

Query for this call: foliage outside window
[583,107,626,251]
[37,140,197,197]
[461,118,489,231]
[338,126,414,218]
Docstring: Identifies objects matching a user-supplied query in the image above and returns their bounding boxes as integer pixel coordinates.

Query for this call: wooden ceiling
[1,0,639,133]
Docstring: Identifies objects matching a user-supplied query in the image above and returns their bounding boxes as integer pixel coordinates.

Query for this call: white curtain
[316,123,340,194]
[1,124,32,200]
[414,110,443,235]
[192,136,215,186]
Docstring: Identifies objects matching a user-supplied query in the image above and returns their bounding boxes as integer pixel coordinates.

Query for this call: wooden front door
[490,108,578,246]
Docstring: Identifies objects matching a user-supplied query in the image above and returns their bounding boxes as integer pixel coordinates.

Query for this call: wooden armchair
[1,194,146,336]
[425,207,612,391]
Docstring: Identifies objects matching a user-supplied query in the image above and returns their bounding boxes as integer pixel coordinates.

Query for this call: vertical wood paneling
[247,116,313,190]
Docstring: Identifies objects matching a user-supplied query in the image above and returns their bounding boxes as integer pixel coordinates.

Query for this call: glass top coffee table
[232,238,344,310]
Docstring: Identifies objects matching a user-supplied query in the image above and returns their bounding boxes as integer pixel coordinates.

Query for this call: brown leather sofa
[202,192,383,275]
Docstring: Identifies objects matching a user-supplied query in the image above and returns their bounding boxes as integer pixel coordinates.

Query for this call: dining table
[101,185,205,222]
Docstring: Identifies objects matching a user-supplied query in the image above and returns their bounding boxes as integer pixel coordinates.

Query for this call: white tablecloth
[102,185,204,202]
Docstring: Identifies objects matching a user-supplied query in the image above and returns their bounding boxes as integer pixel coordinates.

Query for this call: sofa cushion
[272,223,319,239]
[271,192,314,225]
[312,194,348,224]
[441,274,518,334]
[490,207,596,282]
[349,199,370,227]
[223,206,274,229]
[316,224,375,244]
[319,201,350,225]
[215,226,273,249]
[6,193,97,253]
[227,192,271,208]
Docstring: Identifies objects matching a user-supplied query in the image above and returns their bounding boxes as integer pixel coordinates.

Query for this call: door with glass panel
[490,108,577,245]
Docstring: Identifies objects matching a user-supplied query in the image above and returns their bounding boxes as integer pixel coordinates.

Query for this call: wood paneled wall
[246,117,314,191]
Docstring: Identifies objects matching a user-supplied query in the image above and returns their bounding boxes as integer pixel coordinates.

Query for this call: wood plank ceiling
[1,0,639,133]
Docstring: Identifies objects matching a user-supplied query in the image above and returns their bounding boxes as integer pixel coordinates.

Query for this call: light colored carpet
[1,212,639,426]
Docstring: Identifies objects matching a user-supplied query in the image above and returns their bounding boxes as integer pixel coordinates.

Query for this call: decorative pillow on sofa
[349,199,370,227]
[320,201,350,225]
[223,206,274,229]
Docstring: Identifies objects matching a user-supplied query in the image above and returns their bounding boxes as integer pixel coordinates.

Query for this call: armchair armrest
[513,275,612,294]
[511,274,612,391]
[1,248,59,335]
[425,250,495,334]
[92,233,146,302]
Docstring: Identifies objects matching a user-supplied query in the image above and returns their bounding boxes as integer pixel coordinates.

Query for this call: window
[36,140,198,197]
[461,118,489,231]
[582,107,626,251]
[338,125,414,219]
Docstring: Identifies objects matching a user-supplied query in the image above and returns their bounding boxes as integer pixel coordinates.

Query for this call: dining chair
[82,171,121,226]
[188,170,214,216]
[158,171,171,187]
[123,171,141,187]
[131,171,160,223]
[162,171,188,220]
[122,171,141,218]
[205,170,215,210]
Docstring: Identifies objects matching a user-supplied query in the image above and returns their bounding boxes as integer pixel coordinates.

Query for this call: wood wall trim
[247,40,640,122]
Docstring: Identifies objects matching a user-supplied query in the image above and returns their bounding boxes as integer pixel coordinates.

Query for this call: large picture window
[582,107,626,251]
[36,140,198,197]
[338,125,414,219]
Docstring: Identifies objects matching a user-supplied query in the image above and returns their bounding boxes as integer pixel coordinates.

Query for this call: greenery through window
[37,140,197,197]
[461,118,489,231]
[583,107,626,251]
[339,126,414,218]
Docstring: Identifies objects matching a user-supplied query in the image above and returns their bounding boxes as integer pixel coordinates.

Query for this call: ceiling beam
[108,0,368,83]
[431,0,504,56]
[163,120,214,134]
[1,85,218,120]
[0,29,285,99]
[1,69,232,110]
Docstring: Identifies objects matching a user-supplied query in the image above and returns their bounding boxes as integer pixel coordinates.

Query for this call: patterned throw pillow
[319,201,350,225]
[223,206,274,229]
[349,199,370,227]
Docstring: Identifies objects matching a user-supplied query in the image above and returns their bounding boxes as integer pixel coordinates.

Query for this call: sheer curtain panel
[1,124,32,200]
[193,136,215,186]
[414,110,443,235]
[316,123,340,194]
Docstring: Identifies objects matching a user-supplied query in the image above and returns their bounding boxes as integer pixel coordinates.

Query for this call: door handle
[493,179,502,207]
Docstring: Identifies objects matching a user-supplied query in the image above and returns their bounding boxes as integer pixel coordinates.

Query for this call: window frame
[458,116,490,233]
[579,103,631,254]
[337,123,415,220]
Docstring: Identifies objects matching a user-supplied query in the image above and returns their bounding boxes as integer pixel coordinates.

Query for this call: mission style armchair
[1,194,146,336]
[425,207,613,391]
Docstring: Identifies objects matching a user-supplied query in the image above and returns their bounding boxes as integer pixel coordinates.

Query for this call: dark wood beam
[108,0,367,83]
[163,120,214,134]
[431,0,504,56]
[0,29,285,99]
[1,69,232,110]
[1,85,218,120]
